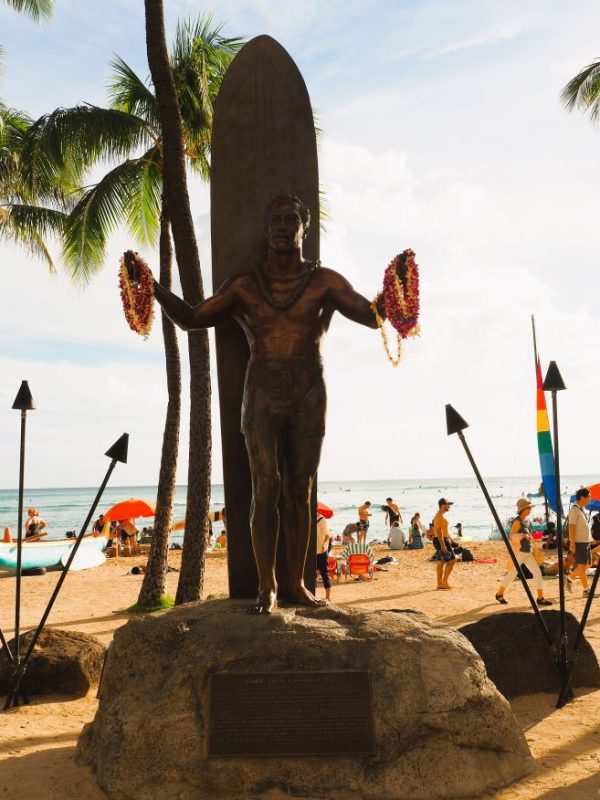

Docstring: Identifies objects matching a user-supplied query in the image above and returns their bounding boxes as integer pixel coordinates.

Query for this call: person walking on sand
[357,501,372,543]
[433,498,456,589]
[316,512,332,602]
[495,498,553,606]
[568,488,593,598]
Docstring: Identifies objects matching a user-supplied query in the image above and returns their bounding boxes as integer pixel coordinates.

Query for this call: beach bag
[376,556,393,565]
[460,548,474,562]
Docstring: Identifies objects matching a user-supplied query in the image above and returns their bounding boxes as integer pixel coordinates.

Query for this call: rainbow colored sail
[535,356,559,513]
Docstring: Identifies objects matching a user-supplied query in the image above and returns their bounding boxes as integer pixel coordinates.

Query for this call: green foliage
[124,594,175,614]
[0,102,70,270]
[3,0,53,21]
[7,13,243,280]
[561,59,600,124]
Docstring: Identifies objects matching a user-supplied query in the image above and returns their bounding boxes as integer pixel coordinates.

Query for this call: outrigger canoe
[0,533,106,571]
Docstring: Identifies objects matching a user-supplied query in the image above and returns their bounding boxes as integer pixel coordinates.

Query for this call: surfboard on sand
[211,35,319,598]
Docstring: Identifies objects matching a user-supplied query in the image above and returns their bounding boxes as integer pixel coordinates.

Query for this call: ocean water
[0,474,595,543]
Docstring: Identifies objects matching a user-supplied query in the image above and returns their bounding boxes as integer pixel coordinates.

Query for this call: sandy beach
[1,541,599,799]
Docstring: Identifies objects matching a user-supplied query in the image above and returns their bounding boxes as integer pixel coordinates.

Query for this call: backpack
[460,548,474,562]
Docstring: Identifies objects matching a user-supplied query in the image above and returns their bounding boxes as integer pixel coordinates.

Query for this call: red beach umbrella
[105,498,156,521]
[584,483,600,501]
[317,501,334,519]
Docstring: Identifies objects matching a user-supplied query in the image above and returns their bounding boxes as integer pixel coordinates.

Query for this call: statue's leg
[278,433,325,607]
[244,426,281,614]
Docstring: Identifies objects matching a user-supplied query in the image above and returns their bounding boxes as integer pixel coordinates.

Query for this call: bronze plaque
[208,671,374,757]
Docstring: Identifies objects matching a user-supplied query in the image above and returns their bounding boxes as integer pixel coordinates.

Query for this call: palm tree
[144,1,218,605]
[0,102,73,265]
[7,17,241,606]
[561,59,600,122]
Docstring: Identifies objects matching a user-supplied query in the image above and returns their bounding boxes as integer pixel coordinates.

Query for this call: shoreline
[1,541,599,798]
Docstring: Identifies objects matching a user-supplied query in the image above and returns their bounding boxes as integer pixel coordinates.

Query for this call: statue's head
[265,194,311,253]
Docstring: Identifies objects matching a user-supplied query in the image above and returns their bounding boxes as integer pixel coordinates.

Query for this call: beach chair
[316,556,341,584]
[345,553,374,580]
[327,556,341,582]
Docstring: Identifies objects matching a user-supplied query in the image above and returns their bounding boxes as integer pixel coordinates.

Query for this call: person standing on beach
[382,497,403,526]
[568,488,592,598]
[357,501,372,543]
[316,512,332,601]
[495,498,552,606]
[432,498,456,589]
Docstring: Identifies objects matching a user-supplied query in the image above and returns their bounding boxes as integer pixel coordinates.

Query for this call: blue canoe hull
[0,535,106,570]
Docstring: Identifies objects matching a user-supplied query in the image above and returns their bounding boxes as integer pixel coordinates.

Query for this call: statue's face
[267,201,305,253]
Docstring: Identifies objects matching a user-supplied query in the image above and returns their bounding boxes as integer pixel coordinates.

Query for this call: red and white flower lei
[119,251,154,338]
[370,249,420,366]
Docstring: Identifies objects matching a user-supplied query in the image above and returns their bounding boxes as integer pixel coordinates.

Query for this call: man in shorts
[433,498,456,590]
[568,488,593,597]
[357,501,372,543]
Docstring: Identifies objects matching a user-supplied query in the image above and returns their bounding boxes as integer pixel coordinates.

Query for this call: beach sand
[1,541,599,799]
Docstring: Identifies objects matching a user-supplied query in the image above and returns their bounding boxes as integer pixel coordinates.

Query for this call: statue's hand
[124,250,152,282]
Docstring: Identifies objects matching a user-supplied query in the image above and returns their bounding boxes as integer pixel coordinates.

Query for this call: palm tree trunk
[144,0,211,604]
[136,199,181,607]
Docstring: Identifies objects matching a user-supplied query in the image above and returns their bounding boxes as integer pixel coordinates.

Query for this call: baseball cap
[438,498,454,507]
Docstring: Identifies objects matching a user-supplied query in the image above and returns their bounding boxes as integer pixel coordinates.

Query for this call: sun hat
[516,498,534,514]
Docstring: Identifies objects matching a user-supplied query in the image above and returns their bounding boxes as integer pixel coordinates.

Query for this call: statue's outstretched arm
[154,278,237,331]
[326,272,385,329]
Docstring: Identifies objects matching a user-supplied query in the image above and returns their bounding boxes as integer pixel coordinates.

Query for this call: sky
[1,0,600,488]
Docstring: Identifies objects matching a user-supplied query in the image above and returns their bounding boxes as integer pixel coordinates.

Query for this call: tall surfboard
[211,36,319,598]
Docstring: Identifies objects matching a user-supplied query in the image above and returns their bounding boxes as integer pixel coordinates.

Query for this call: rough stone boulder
[0,628,105,697]
[79,601,532,799]
[460,610,600,699]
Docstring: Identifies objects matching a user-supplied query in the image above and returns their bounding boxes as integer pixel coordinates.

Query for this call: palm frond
[21,105,153,197]
[0,203,66,271]
[3,0,53,21]
[171,15,243,160]
[124,146,162,247]
[561,59,600,122]
[108,55,159,129]
[62,157,160,282]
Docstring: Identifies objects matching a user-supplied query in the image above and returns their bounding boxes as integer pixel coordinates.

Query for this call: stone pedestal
[78,601,532,799]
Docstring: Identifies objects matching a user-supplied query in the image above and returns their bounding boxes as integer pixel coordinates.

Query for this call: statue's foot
[246,590,276,615]
[279,585,327,608]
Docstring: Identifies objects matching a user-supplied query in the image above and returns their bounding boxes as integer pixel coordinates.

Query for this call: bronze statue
[142,195,391,614]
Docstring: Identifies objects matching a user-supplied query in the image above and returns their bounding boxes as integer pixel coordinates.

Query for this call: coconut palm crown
[12,15,241,281]
[561,58,600,124]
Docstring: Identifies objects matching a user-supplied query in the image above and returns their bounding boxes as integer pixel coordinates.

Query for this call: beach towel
[473,558,497,564]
